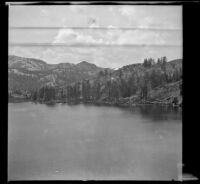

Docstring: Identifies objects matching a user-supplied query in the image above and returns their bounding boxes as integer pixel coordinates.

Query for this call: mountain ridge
[8,55,105,70]
[9,54,182,69]
[8,55,107,90]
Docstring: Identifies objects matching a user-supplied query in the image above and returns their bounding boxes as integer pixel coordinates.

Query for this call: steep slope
[83,58,182,105]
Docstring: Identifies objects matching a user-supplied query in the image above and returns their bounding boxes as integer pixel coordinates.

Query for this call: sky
[9,5,182,68]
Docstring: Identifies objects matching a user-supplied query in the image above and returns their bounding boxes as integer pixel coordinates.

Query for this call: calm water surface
[8,102,182,180]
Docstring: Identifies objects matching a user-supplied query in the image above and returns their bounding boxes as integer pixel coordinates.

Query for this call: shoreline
[8,97,182,108]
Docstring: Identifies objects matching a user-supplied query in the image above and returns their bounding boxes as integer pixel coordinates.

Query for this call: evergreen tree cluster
[32,85,56,102]
[29,57,182,102]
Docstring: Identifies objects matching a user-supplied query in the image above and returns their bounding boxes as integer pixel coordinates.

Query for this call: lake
[8,102,182,180]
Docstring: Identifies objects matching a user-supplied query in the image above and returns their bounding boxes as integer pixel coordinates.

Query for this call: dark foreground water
[8,102,182,180]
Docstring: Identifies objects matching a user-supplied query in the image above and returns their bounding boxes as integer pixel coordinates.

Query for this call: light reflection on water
[8,102,182,180]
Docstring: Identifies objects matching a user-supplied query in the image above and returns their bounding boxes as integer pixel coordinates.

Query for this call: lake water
[8,102,182,180]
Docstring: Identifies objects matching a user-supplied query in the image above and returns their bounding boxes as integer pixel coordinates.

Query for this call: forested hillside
[8,55,108,91]
[8,56,182,106]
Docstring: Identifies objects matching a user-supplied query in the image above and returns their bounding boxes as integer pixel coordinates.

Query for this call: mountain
[8,55,105,91]
[8,55,182,106]
[9,55,48,71]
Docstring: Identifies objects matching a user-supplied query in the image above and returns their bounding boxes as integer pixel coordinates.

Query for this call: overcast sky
[9,5,182,68]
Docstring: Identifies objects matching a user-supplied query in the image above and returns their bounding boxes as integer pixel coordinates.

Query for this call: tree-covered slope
[8,56,182,106]
[8,55,105,91]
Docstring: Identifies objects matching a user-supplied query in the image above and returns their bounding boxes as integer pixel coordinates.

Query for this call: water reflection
[137,105,182,121]
[43,102,182,122]
[45,103,58,107]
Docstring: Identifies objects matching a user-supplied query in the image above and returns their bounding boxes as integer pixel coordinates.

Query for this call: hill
[8,55,106,91]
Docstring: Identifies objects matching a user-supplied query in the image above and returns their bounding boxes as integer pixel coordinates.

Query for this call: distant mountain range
[8,55,111,91]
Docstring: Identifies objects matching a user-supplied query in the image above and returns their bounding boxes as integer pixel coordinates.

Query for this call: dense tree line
[31,85,56,102]
[28,56,182,103]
